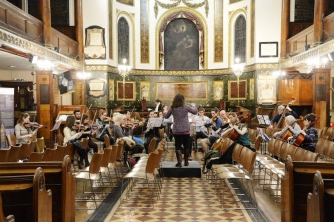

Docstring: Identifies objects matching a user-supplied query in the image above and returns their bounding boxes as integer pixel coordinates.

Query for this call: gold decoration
[154,0,209,18]
[86,63,278,76]
[108,0,113,60]
[214,0,223,62]
[141,0,149,63]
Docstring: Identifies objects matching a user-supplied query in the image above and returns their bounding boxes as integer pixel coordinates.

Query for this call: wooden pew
[0,193,14,222]
[281,156,334,222]
[0,156,75,222]
[307,171,334,222]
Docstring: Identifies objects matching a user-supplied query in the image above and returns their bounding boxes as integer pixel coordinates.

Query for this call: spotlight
[54,47,61,53]
[28,54,38,64]
[328,52,334,62]
[304,44,310,51]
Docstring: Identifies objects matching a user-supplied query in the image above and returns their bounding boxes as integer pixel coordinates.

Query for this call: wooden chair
[42,148,57,161]
[7,144,21,162]
[6,134,16,146]
[54,145,66,161]
[0,149,10,162]
[28,140,37,154]
[27,152,44,162]
[74,153,104,209]
[104,134,111,148]
[18,142,31,160]
[57,134,64,146]
[109,145,120,179]
[293,147,307,161]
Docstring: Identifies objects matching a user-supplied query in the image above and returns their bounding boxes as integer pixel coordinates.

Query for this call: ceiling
[0,50,35,71]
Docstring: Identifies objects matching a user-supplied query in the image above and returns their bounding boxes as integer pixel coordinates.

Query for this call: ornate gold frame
[213,81,224,101]
[140,81,150,101]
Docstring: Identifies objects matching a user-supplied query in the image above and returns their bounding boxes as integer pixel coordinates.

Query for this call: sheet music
[51,119,63,131]
[257,115,271,125]
[58,115,68,121]
[148,117,163,127]
[257,127,271,142]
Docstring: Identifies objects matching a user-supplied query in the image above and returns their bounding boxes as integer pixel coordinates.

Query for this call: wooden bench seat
[0,156,75,222]
[282,157,334,222]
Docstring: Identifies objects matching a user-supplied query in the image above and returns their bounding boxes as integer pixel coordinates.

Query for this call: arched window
[118,17,129,64]
[234,15,246,63]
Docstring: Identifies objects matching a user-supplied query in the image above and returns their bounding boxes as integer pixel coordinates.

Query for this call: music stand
[257,115,271,126]
[51,119,63,145]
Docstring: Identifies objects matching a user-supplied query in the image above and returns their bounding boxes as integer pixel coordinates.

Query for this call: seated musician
[143,111,162,153]
[273,115,301,140]
[15,113,43,144]
[73,109,81,123]
[162,104,173,141]
[63,116,88,169]
[206,113,253,169]
[79,114,99,154]
[268,104,298,128]
[112,113,143,155]
[123,110,144,146]
[296,113,318,152]
[199,108,225,155]
[95,109,114,147]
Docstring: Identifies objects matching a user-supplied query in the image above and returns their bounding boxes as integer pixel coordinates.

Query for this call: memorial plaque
[117,81,135,101]
[156,82,207,100]
[228,80,247,100]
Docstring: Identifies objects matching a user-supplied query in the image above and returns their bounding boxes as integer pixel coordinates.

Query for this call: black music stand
[51,119,63,145]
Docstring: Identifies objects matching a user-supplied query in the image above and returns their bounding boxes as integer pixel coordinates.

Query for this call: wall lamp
[304,44,310,51]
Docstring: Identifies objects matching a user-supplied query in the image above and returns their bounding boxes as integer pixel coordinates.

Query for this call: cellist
[268,104,298,128]
[273,115,301,140]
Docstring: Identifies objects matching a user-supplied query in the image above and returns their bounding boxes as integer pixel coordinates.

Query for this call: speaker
[28,54,38,64]
[328,52,334,62]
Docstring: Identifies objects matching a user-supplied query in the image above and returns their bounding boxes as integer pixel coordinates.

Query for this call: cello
[274,97,296,130]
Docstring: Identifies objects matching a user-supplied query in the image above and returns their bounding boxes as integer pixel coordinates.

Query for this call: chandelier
[118,58,131,81]
[232,58,244,77]
[36,59,57,71]
[306,56,329,73]
[232,58,244,106]
[77,56,91,80]
[272,70,286,78]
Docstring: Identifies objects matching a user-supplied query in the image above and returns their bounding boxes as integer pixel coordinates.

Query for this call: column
[39,0,52,45]
[314,0,328,44]
[75,0,84,60]
[280,0,290,58]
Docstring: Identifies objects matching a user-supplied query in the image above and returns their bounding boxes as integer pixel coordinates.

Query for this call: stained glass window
[118,17,129,64]
[234,15,246,63]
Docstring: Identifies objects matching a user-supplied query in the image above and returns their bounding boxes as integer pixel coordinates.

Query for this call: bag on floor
[202,150,221,174]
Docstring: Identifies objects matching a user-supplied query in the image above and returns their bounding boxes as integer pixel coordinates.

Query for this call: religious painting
[116,0,133,6]
[108,79,114,101]
[84,26,106,59]
[257,74,277,104]
[117,81,135,101]
[87,78,106,98]
[213,81,224,101]
[140,82,150,101]
[249,79,255,100]
[156,82,207,100]
[164,18,199,70]
[228,80,247,100]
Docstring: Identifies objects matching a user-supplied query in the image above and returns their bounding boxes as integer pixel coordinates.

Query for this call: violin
[24,122,47,128]
[72,124,86,131]
[212,116,218,122]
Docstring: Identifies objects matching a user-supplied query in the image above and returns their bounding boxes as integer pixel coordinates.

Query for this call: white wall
[254,0,281,63]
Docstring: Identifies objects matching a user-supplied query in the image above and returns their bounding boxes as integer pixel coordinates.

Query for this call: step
[160,161,201,178]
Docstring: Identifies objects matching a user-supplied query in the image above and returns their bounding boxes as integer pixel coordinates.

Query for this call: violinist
[206,113,253,170]
[78,114,99,154]
[273,115,301,140]
[143,111,161,154]
[73,109,81,123]
[63,116,88,169]
[269,105,298,128]
[293,113,318,152]
[15,113,43,144]
[95,109,114,147]
[123,110,144,146]
[200,108,223,155]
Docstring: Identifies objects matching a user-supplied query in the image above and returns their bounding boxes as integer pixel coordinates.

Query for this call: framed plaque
[228,80,247,100]
[140,81,150,101]
[259,42,278,57]
[117,81,135,101]
[213,81,224,101]
[156,82,207,100]
[87,78,106,98]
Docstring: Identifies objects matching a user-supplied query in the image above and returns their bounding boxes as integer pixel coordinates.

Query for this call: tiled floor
[74,141,281,222]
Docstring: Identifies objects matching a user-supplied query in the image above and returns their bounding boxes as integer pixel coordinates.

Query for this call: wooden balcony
[0,0,78,58]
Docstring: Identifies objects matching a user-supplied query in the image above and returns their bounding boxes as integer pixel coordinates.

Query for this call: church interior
[0,0,334,221]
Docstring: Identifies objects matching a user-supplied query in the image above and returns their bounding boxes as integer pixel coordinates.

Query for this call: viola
[72,124,86,131]
[24,122,47,128]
